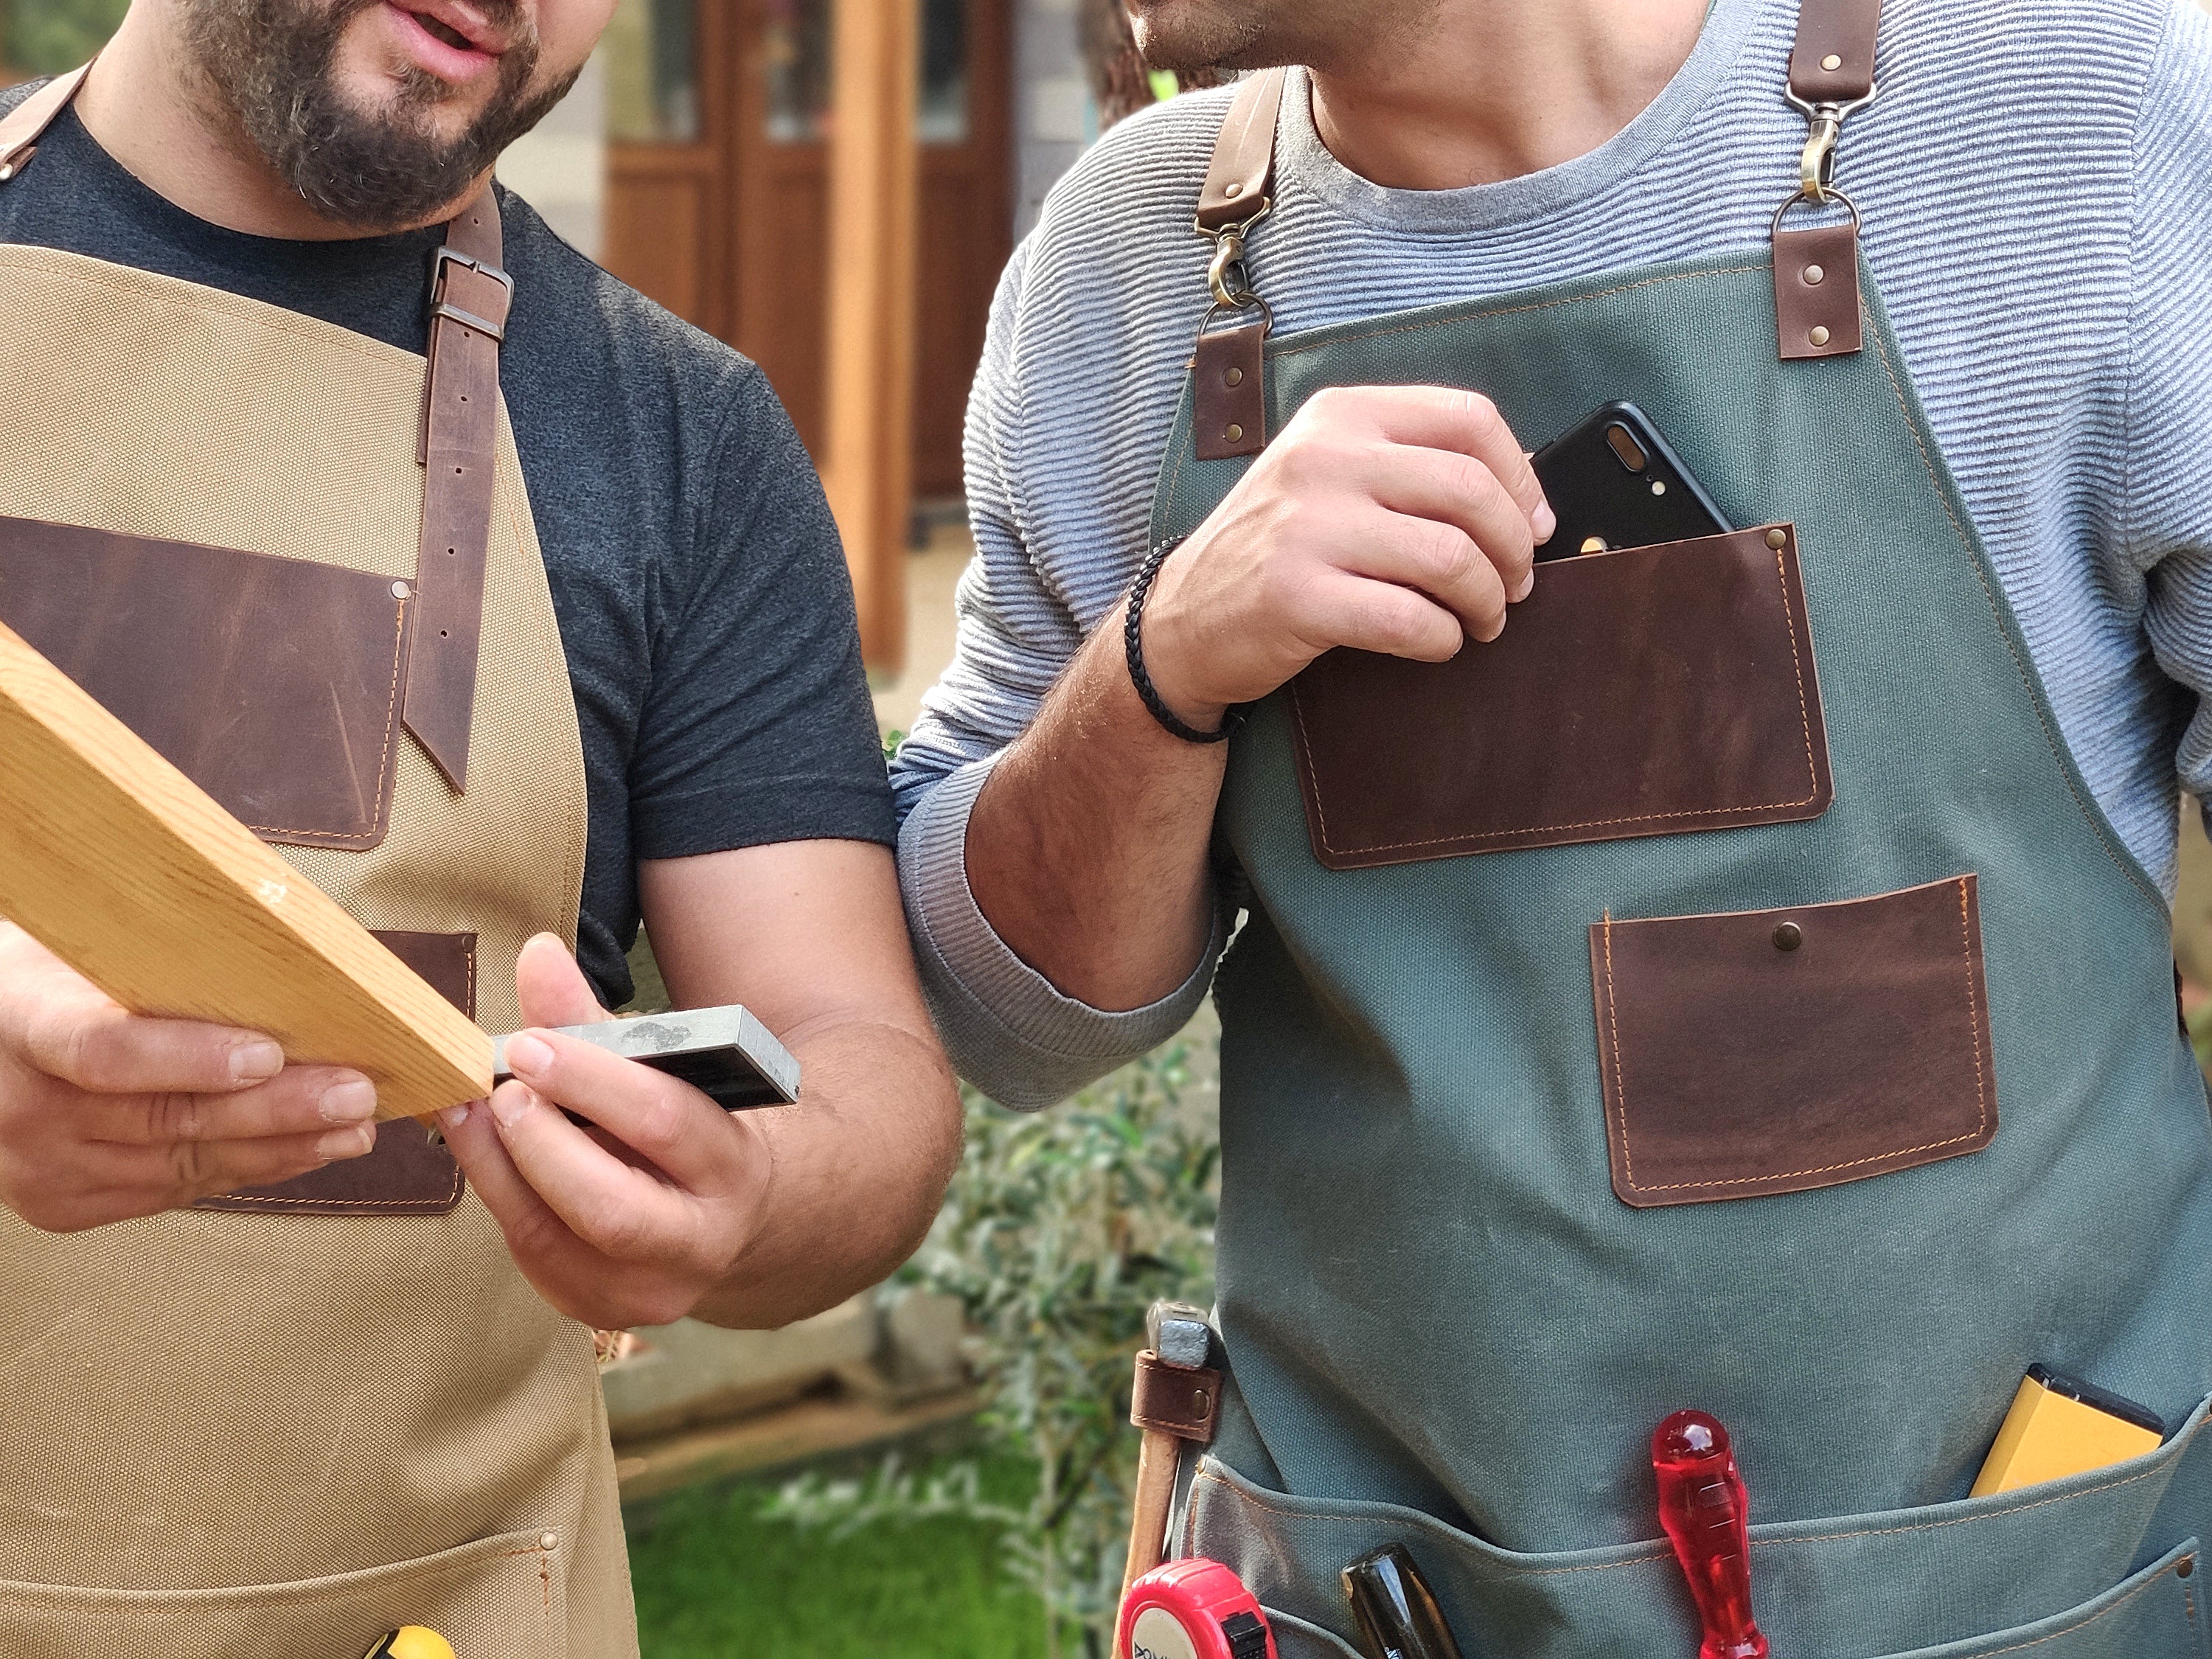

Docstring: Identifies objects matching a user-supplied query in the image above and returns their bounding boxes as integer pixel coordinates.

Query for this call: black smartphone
[1529,400,1731,561]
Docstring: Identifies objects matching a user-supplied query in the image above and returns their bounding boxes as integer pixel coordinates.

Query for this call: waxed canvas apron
[0,126,633,1655]
[1144,30,2212,1659]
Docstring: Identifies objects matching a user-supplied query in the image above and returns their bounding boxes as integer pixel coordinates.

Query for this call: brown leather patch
[1288,524,1832,869]
[192,931,475,1217]
[0,515,408,850]
[1194,320,1268,462]
[1775,221,1864,360]
[1130,1351,1223,1443]
[1592,876,1995,1208]
[1789,0,1882,102]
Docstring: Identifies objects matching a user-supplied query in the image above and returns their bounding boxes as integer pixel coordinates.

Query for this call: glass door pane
[605,0,700,142]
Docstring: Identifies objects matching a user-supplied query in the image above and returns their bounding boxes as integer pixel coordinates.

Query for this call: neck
[1307,0,1711,191]
[72,3,481,240]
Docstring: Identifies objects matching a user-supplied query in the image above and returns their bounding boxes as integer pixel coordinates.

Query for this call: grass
[625,1459,1046,1658]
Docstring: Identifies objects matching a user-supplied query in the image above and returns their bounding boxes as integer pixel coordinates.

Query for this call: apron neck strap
[1790,0,1882,104]
[1197,67,1287,233]
[0,63,93,184]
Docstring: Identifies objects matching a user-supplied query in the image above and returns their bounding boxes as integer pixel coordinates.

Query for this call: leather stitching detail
[1608,875,1989,1195]
[1290,533,1820,858]
[244,592,406,848]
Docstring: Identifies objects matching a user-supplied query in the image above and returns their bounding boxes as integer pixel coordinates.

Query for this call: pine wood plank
[0,619,493,1119]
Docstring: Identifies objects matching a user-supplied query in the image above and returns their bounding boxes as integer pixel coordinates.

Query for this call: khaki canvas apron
[1145,10,2212,1656]
[0,105,633,1657]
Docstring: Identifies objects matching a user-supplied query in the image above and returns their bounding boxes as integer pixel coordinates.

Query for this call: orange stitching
[1602,914,1632,1189]
[1911,1560,2179,1659]
[1290,535,1821,857]
[246,591,406,844]
[1613,875,1992,1194]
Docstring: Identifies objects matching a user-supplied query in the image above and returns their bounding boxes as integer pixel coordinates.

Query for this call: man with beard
[0,3,959,1654]
[895,0,2212,1650]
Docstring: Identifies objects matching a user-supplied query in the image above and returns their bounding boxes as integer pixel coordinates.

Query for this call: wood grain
[0,619,493,1119]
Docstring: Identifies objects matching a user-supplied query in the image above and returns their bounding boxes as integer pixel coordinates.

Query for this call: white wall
[1013,0,1092,238]
[497,47,608,261]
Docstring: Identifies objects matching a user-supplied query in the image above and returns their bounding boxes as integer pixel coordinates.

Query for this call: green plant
[4,0,126,76]
[772,1043,1221,1658]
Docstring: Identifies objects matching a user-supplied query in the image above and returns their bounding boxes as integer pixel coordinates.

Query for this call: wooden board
[0,619,493,1119]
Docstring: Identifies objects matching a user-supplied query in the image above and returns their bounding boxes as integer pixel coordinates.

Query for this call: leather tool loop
[1773,0,1882,360]
[1131,1350,1224,1442]
[406,189,507,792]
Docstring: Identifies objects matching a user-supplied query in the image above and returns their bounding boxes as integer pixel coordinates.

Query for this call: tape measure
[361,1630,456,1659]
[1117,1559,1276,1659]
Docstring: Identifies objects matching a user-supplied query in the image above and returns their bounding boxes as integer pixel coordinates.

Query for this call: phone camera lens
[1604,423,1649,473]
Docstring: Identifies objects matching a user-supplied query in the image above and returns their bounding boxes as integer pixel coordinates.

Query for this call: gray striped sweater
[892,0,2212,1108]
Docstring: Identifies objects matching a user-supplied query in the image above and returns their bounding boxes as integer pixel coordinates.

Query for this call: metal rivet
[1820,52,1843,70]
[391,580,412,600]
[1809,325,1832,347]
[1225,181,1244,198]
[541,1532,560,1551]
[1773,922,1804,951]
[1193,1388,1211,1413]
[2181,1555,2197,1579]
[1766,529,1787,549]
[1224,423,1244,442]
[1224,366,1244,387]
[1802,263,1825,285]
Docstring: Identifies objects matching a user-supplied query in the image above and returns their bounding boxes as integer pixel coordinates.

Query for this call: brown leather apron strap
[0,64,504,791]
[0,62,91,183]
[1773,0,1882,360]
[408,188,509,791]
[1191,68,1287,463]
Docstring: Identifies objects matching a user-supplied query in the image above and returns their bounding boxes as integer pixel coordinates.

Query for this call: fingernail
[318,1078,378,1124]
[230,1041,285,1083]
[490,1085,535,1130]
[1533,502,1557,543]
[506,1034,554,1079]
[1513,569,1535,602]
[437,1103,472,1133]
[316,1123,375,1161]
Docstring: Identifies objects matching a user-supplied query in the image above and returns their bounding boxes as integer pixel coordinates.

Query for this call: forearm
[966,605,1228,1011]
[689,1016,961,1329]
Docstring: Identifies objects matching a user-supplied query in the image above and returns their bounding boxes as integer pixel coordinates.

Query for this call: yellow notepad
[1970,1366,2164,1498]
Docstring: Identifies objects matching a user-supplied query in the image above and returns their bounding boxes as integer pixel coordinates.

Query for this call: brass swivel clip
[1785,86,1877,206]
[1197,199,1270,312]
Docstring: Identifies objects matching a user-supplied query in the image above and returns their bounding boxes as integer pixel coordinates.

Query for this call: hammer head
[1147,1301,1214,1371]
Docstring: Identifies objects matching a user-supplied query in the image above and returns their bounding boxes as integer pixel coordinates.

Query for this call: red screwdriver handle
[1652,1410,1768,1659]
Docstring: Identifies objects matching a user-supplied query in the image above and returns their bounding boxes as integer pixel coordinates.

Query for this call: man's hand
[437,933,771,1329]
[0,922,379,1232]
[1141,383,1554,730]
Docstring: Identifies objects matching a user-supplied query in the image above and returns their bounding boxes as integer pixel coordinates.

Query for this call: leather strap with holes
[1192,69,1286,462]
[0,64,504,791]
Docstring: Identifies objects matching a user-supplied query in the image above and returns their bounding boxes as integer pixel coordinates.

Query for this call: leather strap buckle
[428,245,513,341]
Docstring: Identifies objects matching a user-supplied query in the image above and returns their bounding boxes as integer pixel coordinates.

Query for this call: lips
[389,0,505,58]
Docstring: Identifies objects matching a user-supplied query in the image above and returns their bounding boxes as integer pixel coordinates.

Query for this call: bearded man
[895,0,2212,1649]
[0,2,960,1653]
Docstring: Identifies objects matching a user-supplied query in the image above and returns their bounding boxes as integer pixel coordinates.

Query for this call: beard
[178,0,580,230]
[1124,0,1440,77]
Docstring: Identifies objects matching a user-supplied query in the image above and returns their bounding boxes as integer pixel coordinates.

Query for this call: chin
[1128,0,1281,76]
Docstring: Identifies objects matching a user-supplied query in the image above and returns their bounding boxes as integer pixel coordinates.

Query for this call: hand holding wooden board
[0,619,493,1119]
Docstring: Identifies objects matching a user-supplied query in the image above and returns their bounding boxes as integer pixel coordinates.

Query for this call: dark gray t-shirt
[0,88,895,1006]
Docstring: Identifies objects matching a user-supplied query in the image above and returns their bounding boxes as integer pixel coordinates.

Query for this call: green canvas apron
[1147,19,2212,1659]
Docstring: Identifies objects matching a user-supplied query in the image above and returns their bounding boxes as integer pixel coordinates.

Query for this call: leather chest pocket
[192,931,473,1217]
[1286,524,1831,870]
[1590,874,1996,1207]
[0,515,408,851]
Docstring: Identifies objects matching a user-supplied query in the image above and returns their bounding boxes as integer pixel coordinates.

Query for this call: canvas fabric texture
[0,245,633,1658]
[1143,251,2212,1655]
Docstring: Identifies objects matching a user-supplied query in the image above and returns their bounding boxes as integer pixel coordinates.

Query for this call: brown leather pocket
[1590,875,1997,1208]
[193,932,473,1217]
[1287,524,1831,869]
[0,515,408,850]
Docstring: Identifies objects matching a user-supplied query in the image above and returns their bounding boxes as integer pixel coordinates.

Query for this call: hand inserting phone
[1528,401,1732,561]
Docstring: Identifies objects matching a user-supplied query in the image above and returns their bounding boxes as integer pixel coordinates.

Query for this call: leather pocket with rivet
[1590,874,1997,1207]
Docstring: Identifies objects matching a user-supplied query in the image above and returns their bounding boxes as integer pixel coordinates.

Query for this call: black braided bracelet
[1125,536,1239,745]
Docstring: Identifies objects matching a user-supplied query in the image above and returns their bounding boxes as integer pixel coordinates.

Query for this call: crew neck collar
[1276,0,1769,235]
